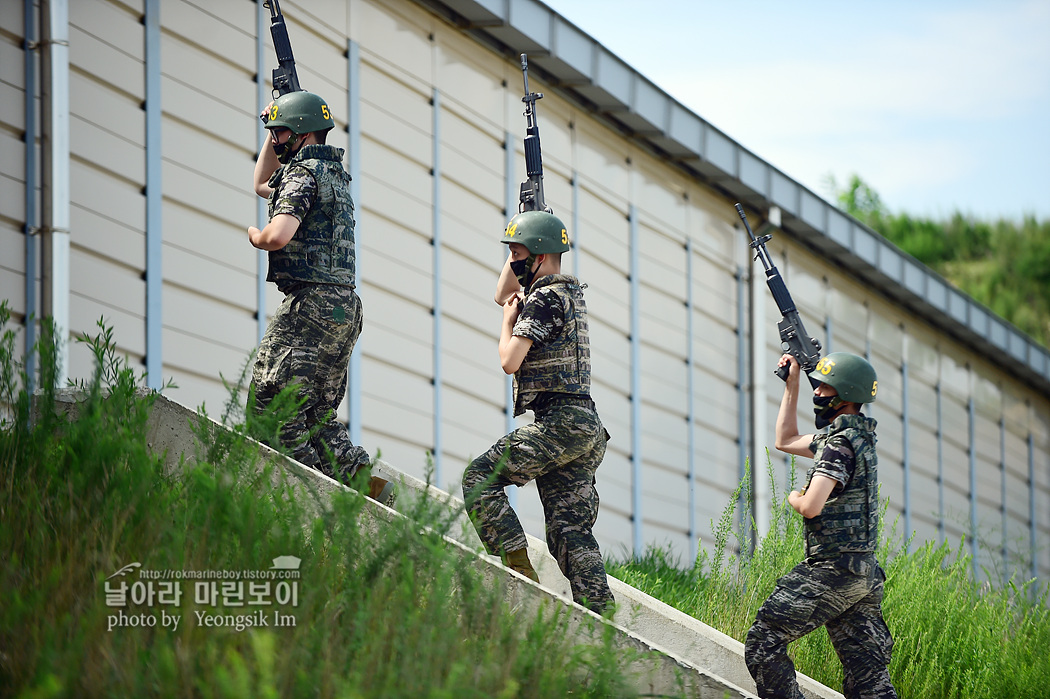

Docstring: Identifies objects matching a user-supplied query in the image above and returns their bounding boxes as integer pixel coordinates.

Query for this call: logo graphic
[271,555,301,571]
[107,562,142,580]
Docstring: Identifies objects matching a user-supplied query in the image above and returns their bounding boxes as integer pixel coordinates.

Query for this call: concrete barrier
[371,460,842,699]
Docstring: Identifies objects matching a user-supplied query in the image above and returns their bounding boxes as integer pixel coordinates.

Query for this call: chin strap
[272,133,302,164]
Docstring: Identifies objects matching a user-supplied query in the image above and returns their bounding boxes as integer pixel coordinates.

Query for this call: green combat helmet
[501,210,570,255]
[264,91,335,136]
[809,352,878,404]
[501,211,569,291]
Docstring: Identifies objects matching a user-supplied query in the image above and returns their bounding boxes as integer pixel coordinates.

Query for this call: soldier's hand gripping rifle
[517,54,552,213]
[736,203,822,387]
[260,0,301,122]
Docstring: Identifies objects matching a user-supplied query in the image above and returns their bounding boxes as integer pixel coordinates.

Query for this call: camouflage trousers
[250,283,370,482]
[745,555,897,699]
[462,404,614,613]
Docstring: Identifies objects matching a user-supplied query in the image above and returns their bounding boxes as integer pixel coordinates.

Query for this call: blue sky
[550,0,1050,222]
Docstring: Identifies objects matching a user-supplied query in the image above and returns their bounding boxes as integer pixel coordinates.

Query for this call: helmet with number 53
[265,91,335,136]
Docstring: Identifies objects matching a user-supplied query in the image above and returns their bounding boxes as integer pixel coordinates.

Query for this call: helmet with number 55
[808,352,878,404]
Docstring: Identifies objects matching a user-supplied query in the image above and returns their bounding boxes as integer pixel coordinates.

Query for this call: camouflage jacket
[804,413,879,560]
[511,274,590,416]
[267,144,356,290]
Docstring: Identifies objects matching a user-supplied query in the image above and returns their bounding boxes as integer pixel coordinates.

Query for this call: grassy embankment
[0,305,642,699]
[6,300,1046,698]
[609,462,1050,699]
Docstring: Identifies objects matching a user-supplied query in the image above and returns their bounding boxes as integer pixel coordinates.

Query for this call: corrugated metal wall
[1,0,32,362]
[1,0,1047,584]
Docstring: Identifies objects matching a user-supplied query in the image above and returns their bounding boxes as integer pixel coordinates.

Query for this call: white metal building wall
[1,0,1047,584]
[1,0,33,365]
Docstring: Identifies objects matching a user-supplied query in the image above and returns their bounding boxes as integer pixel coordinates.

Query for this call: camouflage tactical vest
[267,144,356,288]
[804,414,879,560]
[513,275,590,416]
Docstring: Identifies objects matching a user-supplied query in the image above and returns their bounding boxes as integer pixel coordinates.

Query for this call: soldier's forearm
[494,256,520,305]
[248,213,299,251]
[254,138,279,198]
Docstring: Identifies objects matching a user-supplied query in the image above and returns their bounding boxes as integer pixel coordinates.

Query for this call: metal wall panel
[436,45,505,131]
[968,374,1003,580]
[3,0,32,331]
[828,288,868,354]
[576,132,631,204]
[907,368,942,545]
[353,9,442,466]
[0,233,26,312]
[69,0,144,85]
[638,235,687,305]
[1032,410,1050,579]
[572,171,633,547]
[357,0,433,81]
[939,351,974,545]
[66,293,143,368]
[1003,421,1032,579]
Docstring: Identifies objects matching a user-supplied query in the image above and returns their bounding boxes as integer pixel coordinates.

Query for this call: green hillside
[830,175,1050,348]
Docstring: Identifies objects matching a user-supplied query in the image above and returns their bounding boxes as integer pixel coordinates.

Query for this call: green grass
[6,302,1046,698]
[0,304,642,699]
[608,459,1050,699]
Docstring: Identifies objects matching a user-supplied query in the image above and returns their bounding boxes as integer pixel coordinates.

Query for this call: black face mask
[271,133,302,164]
[813,394,844,429]
[509,254,538,292]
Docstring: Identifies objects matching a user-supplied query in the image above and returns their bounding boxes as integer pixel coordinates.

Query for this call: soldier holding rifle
[745,352,897,698]
[246,1,391,504]
[736,205,895,697]
[461,55,614,614]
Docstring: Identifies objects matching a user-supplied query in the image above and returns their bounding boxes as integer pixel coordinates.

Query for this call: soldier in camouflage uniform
[461,210,615,614]
[247,91,391,503]
[745,352,897,699]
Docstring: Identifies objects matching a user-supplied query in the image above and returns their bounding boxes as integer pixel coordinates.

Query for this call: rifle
[517,54,551,213]
[262,0,301,111]
[736,203,822,386]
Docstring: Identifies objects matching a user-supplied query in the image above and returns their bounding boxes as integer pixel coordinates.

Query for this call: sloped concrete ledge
[60,389,842,698]
[372,460,842,699]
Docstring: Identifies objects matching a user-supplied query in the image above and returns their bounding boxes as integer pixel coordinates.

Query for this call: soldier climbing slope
[247,90,391,505]
[745,352,897,699]
[462,210,615,615]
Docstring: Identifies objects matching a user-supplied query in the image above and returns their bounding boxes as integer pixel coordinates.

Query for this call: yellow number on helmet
[871,380,878,397]
[818,358,835,375]
[561,229,568,245]
[506,223,517,237]
[321,104,331,120]
[270,104,279,120]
